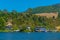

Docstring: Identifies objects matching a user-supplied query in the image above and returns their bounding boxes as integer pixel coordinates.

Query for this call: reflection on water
[0,32,60,40]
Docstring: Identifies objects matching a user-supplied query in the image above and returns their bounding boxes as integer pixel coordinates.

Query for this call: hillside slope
[26,3,60,14]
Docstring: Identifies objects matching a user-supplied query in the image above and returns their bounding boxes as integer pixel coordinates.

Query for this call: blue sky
[0,0,60,12]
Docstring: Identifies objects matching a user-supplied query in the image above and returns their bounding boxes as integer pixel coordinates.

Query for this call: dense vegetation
[0,4,60,32]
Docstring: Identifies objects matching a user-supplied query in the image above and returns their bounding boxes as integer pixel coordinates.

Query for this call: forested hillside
[26,4,60,13]
[0,4,60,32]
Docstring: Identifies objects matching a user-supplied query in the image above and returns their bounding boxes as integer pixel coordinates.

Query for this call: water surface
[0,32,60,40]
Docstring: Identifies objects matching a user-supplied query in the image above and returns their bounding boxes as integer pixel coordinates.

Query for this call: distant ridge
[26,3,60,14]
[54,3,60,6]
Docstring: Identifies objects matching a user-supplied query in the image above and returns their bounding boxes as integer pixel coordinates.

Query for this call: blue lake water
[0,32,60,40]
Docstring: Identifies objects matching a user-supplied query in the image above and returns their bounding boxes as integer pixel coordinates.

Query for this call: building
[26,26,31,31]
[13,29,20,32]
[35,12,58,19]
[35,27,46,32]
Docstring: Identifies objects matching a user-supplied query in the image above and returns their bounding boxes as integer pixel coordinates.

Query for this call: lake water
[0,32,60,40]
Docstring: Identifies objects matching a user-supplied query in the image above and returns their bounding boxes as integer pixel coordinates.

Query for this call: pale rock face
[35,12,58,19]
[6,22,12,26]
[56,26,60,31]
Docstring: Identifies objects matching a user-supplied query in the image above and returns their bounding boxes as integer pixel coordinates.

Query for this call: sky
[0,0,60,12]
